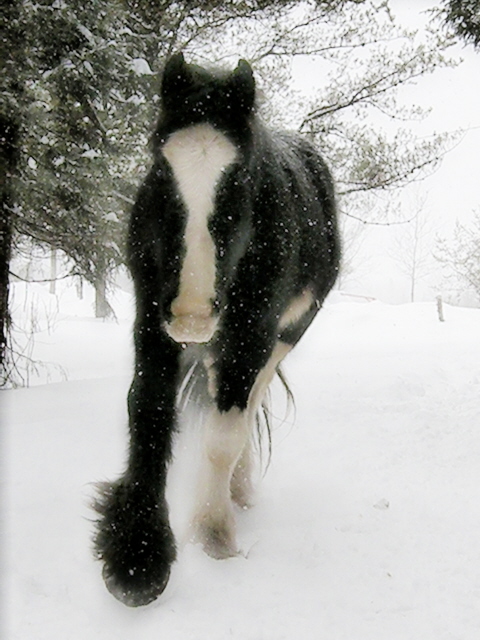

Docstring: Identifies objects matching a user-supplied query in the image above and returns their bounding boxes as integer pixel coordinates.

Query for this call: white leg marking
[230,341,291,509]
[278,289,315,330]
[192,341,292,558]
[162,124,237,343]
[191,407,249,558]
[230,437,254,509]
[247,341,292,414]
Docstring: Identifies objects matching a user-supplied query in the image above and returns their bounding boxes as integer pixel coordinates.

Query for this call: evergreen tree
[1,0,25,367]
[1,0,461,373]
[440,0,480,49]
[436,210,480,304]
[8,0,330,321]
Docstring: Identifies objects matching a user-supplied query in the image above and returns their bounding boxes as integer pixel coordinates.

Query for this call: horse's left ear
[161,53,193,108]
[230,59,255,114]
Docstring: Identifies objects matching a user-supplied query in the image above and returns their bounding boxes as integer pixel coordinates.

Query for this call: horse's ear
[230,59,255,114]
[161,53,193,105]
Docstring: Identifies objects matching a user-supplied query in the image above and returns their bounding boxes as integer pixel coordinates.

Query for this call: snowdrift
[3,282,480,639]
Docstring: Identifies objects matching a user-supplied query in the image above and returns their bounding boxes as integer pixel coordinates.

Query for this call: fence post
[436,295,445,323]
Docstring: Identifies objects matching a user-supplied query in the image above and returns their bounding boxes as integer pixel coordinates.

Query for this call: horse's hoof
[203,536,239,560]
[192,521,239,560]
[102,565,170,607]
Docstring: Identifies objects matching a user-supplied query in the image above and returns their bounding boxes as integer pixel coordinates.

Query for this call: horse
[94,53,340,607]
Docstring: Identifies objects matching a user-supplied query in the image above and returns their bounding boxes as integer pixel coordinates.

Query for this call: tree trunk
[76,276,84,300]
[0,115,18,369]
[2,0,24,374]
[50,250,57,294]
[95,273,111,318]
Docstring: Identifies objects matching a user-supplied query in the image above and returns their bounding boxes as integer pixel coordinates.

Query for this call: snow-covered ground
[3,282,480,639]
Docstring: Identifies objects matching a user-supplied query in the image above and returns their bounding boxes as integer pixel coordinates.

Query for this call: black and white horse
[94,53,340,607]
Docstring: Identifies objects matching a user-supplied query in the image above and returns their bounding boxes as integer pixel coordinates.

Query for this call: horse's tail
[258,365,295,471]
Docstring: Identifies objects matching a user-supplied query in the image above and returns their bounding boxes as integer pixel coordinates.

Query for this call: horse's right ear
[161,53,192,105]
[230,59,256,114]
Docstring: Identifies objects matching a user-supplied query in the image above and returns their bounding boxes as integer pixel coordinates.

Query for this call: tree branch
[9,270,77,284]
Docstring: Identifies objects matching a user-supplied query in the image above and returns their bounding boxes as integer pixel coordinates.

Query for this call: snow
[128,58,155,76]
[81,148,102,159]
[3,282,480,639]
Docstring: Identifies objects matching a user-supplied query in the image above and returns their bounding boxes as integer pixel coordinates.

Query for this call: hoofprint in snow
[3,281,480,639]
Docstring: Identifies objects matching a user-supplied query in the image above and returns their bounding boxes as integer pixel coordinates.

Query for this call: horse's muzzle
[165,314,219,344]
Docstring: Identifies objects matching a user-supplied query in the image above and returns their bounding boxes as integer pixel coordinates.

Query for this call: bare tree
[188,1,459,220]
[335,205,370,290]
[389,198,435,302]
[436,209,480,305]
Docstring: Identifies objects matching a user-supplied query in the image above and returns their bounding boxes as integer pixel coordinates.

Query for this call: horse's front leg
[191,402,250,559]
[94,324,181,607]
[191,330,290,559]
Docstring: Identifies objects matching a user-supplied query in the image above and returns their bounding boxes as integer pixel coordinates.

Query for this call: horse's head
[157,53,256,143]
[155,55,257,344]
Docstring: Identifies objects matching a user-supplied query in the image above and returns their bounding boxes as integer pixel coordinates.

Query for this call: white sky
[391,0,480,229]
[293,0,479,303]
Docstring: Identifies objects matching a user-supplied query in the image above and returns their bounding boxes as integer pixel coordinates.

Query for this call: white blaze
[161,124,237,343]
